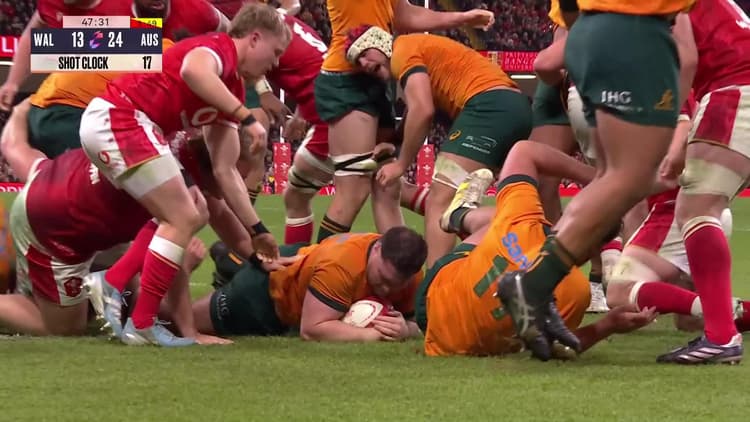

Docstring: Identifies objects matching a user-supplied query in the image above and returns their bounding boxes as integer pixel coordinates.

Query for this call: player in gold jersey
[345,28,531,266]
[417,141,657,358]
[497,0,699,360]
[312,0,493,243]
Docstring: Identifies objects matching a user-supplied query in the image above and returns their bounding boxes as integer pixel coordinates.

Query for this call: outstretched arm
[393,0,494,33]
[500,141,596,186]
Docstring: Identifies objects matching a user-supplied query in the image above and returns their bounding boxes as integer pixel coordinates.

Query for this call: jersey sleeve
[391,272,422,319]
[308,259,356,313]
[391,38,428,89]
[193,0,223,32]
[36,0,60,27]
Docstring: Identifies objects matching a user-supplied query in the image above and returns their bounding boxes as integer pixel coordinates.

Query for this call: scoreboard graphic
[30,16,163,73]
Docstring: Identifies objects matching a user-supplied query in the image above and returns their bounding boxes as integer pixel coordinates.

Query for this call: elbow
[534,56,563,85]
[212,167,235,185]
[299,325,319,341]
[412,104,434,124]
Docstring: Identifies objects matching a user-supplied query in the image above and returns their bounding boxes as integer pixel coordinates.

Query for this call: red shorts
[628,191,689,275]
[296,94,328,160]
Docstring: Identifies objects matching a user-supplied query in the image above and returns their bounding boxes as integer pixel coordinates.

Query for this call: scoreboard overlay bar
[31,54,162,73]
[31,16,162,73]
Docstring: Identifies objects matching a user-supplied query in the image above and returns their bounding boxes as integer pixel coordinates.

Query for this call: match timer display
[30,16,163,73]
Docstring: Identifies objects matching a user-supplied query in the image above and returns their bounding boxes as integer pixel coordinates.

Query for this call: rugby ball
[341,297,392,328]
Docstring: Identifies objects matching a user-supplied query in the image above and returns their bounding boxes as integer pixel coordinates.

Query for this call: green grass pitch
[1,193,749,421]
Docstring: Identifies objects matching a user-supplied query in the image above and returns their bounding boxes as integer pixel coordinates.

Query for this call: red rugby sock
[105,220,157,291]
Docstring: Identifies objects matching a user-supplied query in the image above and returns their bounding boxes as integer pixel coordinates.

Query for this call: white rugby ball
[341,298,390,328]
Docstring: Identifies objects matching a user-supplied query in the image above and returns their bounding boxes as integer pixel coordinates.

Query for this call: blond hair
[229,3,290,43]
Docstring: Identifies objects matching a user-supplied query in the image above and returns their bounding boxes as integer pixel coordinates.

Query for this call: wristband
[250,221,269,237]
[254,78,272,95]
[240,114,257,127]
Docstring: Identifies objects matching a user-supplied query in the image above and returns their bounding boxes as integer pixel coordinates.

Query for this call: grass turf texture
[1,193,749,421]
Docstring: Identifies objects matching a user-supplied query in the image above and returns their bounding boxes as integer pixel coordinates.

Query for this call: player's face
[240,30,287,79]
[134,0,169,18]
[367,245,410,298]
[357,49,390,81]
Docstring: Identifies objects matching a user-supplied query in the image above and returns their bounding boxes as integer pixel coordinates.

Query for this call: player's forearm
[181,66,244,118]
[300,320,381,342]
[0,100,46,182]
[673,14,697,107]
[397,111,431,171]
[5,29,33,89]
[164,269,199,337]
[207,195,254,257]
[406,320,422,338]
[214,167,262,231]
[534,37,566,86]
[394,3,466,33]
[575,318,614,354]
[529,141,595,185]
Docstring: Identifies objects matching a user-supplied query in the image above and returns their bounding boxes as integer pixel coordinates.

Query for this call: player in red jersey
[77,3,288,346]
[0,0,230,111]
[265,13,330,244]
[654,0,750,364]
[0,99,250,343]
[133,0,230,36]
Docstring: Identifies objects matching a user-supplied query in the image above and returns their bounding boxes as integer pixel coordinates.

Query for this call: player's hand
[251,232,280,262]
[372,310,410,341]
[376,162,406,187]
[242,120,268,156]
[658,149,686,182]
[283,115,307,141]
[195,333,234,345]
[259,92,291,126]
[372,142,397,163]
[182,237,207,273]
[0,82,18,111]
[462,9,495,31]
[261,254,302,272]
[605,304,658,334]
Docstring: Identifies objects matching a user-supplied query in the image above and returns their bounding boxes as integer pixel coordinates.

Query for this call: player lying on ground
[0,0,230,111]
[346,26,531,267]
[0,100,255,344]
[416,141,656,358]
[191,227,426,342]
[76,4,287,346]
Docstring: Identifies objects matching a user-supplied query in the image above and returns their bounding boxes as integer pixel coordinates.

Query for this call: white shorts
[10,172,92,306]
[567,85,596,163]
[80,97,177,195]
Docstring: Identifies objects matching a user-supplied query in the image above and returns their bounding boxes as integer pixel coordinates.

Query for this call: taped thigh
[679,158,747,199]
[432,155,470,190]
[332,153,378,177]
[119,154,182,199]
[288,144,334,194]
